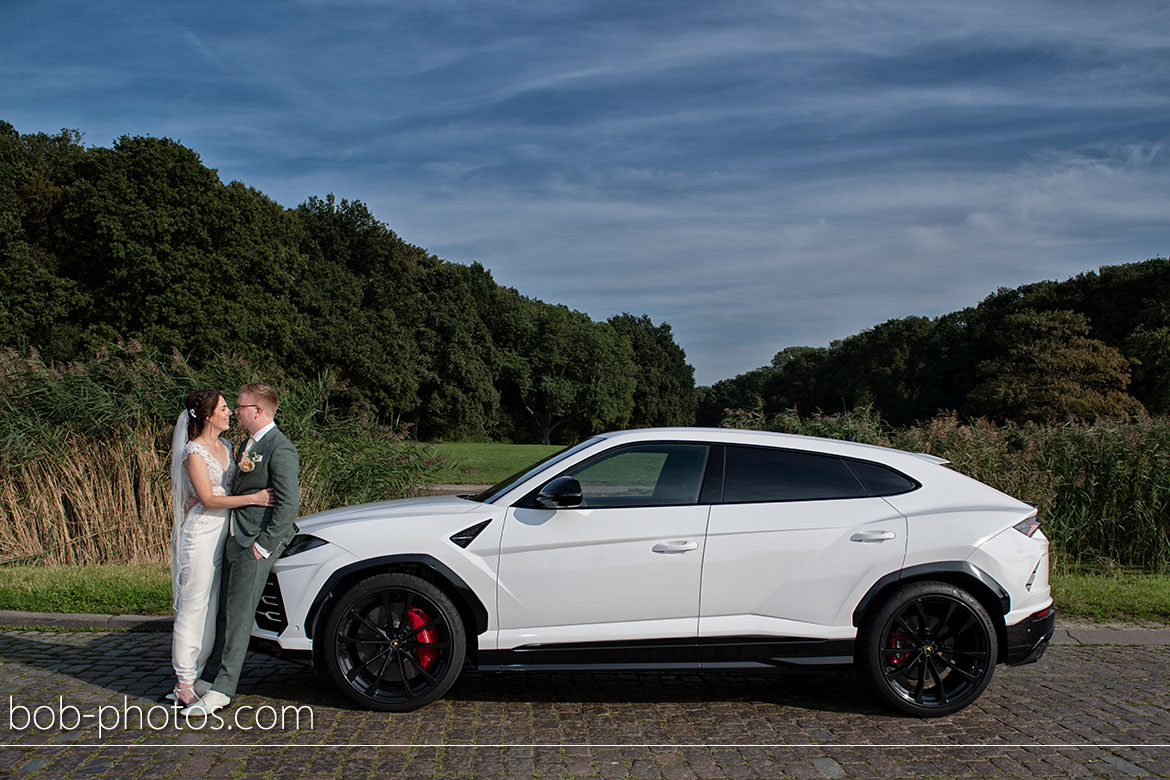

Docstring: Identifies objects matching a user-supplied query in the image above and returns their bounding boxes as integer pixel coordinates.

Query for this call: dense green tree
[0,123,91,358]
[696,366,775,426]
[1125,325,1170,415]
[704,259,1170,426]
[497,296,636,444]
[813,317,939,425]
[0,121,696,442]
[61,135,229,353]
[766,345,828,412]
[1018,260,1170,345]
[414,262,501,439]
[608,313,695,427]
[291,194,423,419]
[966,310,1144,422]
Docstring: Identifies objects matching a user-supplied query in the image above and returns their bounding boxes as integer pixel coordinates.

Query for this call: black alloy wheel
[858,581,998,717]
[322,572,467,712]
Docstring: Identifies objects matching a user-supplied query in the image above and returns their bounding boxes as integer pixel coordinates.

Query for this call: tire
[856,580,998,717]
[322,572,467,712]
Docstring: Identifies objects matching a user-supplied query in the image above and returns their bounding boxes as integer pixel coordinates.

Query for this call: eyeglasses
[235,404,261,413]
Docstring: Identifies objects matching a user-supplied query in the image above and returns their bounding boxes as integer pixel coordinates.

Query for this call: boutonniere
[239,452,263,473]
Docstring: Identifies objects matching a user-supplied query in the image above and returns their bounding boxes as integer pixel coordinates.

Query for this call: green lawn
[1049,566,1170,623]
[1,562,1167,624]
[428,441,563,484]
[0,564,173,616]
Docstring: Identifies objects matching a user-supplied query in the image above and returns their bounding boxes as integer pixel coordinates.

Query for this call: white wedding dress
[171,438,236,686]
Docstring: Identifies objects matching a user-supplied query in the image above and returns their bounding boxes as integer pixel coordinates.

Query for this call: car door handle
[652,540,699,554]
[850,530,896,542]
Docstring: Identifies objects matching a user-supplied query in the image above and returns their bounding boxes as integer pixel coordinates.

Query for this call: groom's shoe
[181,690,230,718]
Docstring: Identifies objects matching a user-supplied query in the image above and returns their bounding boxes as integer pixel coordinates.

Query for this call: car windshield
[469,438,601,504]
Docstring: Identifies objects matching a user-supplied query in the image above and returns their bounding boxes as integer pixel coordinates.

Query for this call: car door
[698,445,909,666]
[494,442,711,666]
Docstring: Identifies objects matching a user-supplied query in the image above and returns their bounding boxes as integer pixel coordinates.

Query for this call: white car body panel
[969,526,1052,624]
[283,495,508,639]
[496,504,708,646]
[700,497,907,633]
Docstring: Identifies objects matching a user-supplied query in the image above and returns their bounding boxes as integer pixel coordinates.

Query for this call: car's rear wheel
[322,572,466,712]
[857,581,997,717]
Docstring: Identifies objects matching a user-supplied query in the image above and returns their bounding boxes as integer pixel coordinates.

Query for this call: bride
[169,389,273,706]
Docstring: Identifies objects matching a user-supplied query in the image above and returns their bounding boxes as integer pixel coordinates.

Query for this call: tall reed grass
[725,406,1170,571]
[0,345,445,565]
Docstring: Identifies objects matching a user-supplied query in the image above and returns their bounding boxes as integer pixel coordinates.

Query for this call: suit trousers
[199,538,281,696]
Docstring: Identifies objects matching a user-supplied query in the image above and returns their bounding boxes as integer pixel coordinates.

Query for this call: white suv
[255,428,1055,717]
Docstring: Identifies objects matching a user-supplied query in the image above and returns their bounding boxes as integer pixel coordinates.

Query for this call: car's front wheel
[322,572,467,712]
[857,581,998,717]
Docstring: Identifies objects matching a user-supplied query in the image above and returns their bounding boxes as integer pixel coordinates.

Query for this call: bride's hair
[185,389,222,439]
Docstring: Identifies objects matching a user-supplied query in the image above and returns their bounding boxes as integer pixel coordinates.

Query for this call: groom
[184,382,299,716]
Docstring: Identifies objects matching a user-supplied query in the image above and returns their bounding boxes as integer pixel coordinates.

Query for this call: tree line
[5,121,1166,440]
[0,122,695,443]
[698,258,1170,427]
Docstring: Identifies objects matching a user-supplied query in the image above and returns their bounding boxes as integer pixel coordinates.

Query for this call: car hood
[295,494,486,536]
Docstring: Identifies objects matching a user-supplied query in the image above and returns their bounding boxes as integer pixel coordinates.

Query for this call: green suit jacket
[232,427,300,553]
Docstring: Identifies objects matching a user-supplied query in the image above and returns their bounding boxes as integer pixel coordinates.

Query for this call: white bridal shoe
[165,678,213,703]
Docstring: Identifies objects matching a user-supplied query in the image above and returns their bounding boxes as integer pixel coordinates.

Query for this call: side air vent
[450,519,492,548]
[255,574,288,634]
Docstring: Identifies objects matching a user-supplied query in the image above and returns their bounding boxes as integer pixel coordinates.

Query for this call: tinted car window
[844,458,918,496]
[723,446,866,503]
[565,444,709,507]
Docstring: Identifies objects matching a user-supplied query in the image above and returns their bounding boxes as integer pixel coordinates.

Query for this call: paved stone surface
[1,630,1168,778]
[1052,623,1170,647]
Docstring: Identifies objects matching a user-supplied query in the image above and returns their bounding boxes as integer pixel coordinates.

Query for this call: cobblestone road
[0,630,1167,778]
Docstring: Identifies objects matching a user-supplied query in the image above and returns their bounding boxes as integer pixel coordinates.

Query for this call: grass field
[428,442,563,484]
[0,564,172,616]
[1048,565,1170,623]
[1,562,1166,624]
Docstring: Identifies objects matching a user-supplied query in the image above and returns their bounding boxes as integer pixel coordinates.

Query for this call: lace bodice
[183,438,237,500]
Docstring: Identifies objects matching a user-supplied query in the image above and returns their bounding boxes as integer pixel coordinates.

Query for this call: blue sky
[4,0,1168,384]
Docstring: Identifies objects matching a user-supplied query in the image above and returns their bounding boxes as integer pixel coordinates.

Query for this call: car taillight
[1013,515,1042,537]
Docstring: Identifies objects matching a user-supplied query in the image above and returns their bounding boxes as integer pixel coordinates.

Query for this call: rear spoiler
[911,452,950,466]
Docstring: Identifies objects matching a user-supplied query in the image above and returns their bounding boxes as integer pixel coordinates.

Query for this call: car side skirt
[476,636,855,671]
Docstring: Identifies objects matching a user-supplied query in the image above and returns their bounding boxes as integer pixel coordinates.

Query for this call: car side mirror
[534,476,583,509]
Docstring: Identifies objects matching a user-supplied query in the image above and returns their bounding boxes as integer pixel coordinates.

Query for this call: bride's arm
[184,454,273,509]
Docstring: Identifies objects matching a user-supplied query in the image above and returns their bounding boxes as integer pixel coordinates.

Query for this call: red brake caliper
[887,629,910,666]
[406,606,436,669]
